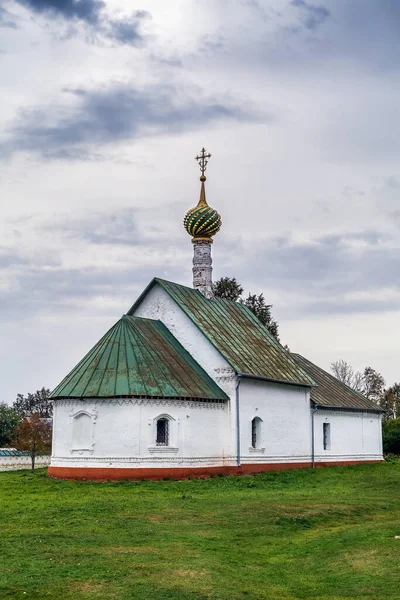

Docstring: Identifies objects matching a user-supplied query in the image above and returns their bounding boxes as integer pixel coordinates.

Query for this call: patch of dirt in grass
[145,514,164,522]
[345,549,386,574]
[173,568,209,579]
[69,581,117,597]
[103,545,159,555]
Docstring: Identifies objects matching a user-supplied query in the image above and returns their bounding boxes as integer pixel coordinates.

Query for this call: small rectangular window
[323,423,331,450]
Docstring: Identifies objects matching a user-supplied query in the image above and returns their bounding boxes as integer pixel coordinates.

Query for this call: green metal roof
[0,449,29,457]
[50,316,228,401]
[128,279,316,387]
[291,354,384,412]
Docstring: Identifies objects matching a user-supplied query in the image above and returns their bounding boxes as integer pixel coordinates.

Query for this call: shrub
[382,418,400,455]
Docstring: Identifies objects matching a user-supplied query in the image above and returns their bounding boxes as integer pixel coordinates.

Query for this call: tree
[330,359,364,392]
[13,388,52,418]
[240,293,279,341]
[0,403,21,447]
[363,367,386,402]
[379,384,400,421]
[213,277,279,341]
[330,360,387,401]
[382,417,400,455]
[13,414,52,472]
[213,277,243,301]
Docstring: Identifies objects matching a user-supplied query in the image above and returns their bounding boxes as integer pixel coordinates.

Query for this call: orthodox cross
[195,147,211,176]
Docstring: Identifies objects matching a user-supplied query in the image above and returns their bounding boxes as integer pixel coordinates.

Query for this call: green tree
[382,417,400,455]
[379,384,400,421]
[240,293,279,341]
[213,277,279,341]
[213,277,243,301]
[363,367,386,402]
[0,403,21,447]
[13,388,52,418]
[12,414,52,472]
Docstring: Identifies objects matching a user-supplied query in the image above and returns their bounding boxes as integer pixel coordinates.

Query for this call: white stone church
[49,149,383,480]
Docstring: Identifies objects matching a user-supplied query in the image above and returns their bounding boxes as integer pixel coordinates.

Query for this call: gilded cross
[195,147,211,176]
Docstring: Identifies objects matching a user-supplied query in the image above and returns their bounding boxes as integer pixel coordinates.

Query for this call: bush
[382,418,400,455]
[384,453,400,463]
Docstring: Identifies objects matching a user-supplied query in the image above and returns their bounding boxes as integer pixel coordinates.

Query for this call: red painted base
[48,460,383,482]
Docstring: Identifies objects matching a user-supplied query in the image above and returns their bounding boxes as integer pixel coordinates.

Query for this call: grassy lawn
[0,464,399,600]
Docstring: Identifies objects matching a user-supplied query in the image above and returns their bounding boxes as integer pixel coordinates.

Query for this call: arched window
[156,418,169,446]
[251,417,262,449]
[72,412,92,450]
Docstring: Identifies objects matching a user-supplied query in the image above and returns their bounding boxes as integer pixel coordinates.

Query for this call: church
[48,149,384,481]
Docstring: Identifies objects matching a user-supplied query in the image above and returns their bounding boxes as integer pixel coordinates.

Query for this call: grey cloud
[12,0,149,46]
[15,0,105,23]
[1,83,259,160]
[238,230,400,315]
[0,260,184,319]
[200,0,400,75]
[0,5,17,28]
[0,249,28,268]
[45,209,138,245]
[291,0,330,31]
[107,10,150,46]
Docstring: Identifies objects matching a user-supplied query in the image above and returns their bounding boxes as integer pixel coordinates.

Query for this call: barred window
[156,418,169,446]
[251,417,262,449]
[323,423,331,450]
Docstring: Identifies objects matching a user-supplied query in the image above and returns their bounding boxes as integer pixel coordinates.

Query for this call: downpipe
[235,377,241,467]
[311,404,319,468]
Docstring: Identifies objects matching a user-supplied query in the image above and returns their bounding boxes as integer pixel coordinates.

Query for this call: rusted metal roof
[50,316,228,401]
[291,354,384,412]
[129,279,316,387]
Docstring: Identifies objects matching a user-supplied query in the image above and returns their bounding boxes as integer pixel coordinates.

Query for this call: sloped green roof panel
[291,354,384,412]
[128,279,315,387]
[50,316,228,401]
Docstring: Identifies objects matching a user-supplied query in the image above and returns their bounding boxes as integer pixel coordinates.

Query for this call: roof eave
[51,394,228,402]
[238,372,314,389]
[311,401,385,414]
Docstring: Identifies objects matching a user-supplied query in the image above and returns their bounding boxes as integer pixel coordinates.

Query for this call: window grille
[156,418,169,446]
[323,423,331,450]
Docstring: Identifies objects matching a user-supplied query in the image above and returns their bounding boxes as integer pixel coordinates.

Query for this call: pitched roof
[50,316,228,401]
[128,278,315,387]
[291,354,384,412]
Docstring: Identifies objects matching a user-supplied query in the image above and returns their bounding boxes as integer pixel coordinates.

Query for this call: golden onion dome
[184,152,222,242]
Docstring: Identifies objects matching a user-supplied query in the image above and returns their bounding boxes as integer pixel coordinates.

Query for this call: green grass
[0,464,399,600]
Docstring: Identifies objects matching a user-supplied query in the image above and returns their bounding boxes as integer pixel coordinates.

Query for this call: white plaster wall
[239,379,311,464]
[132,283,237,454]
[314,410,383,462]
[0,456,50,471]
[51,398,232,469]
[132,285,233,391]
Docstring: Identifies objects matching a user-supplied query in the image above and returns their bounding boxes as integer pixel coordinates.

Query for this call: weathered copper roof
[50,316,228,401]
[291,354,384,412]
[129,279,316,387]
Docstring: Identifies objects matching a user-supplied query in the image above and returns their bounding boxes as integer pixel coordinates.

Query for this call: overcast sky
[1,0,399,402]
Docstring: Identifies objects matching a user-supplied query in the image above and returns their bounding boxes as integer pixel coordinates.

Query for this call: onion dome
[184,148,222,242]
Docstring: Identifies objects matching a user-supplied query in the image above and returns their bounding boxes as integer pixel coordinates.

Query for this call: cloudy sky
[1,0,399,402]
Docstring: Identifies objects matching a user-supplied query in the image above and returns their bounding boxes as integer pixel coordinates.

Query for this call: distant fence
[0,450,51,471]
